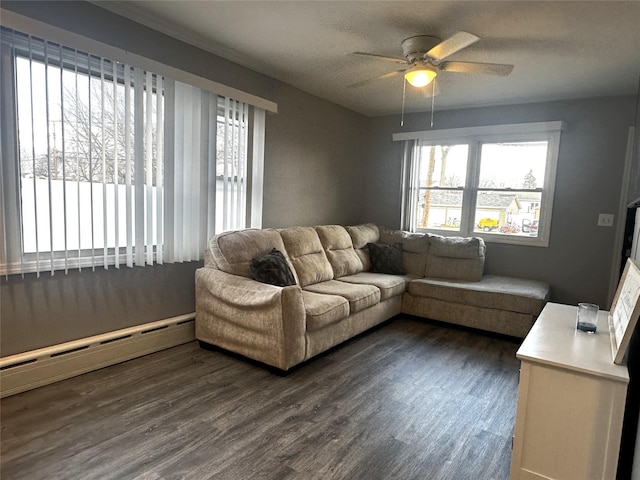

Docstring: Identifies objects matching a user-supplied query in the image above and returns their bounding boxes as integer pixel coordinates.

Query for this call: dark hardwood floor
[1,317,521,480]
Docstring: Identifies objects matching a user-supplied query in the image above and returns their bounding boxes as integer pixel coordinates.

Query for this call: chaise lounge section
[195,223,549,370]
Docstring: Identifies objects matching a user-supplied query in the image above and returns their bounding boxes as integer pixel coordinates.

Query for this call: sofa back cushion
[315,225,363,278]
[426,235,485,281]
[345,223,379,271]
[279,226,334,287]
[208,229,297,282]
[379,227,430,276]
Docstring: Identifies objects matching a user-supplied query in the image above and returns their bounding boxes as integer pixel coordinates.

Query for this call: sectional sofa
[195,223,550,371]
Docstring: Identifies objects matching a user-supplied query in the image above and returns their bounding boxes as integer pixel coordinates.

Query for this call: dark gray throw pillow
[367,242,406,275]
[250,248,297,287]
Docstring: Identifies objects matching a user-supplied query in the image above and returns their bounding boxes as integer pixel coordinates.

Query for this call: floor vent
[0,314,195,398]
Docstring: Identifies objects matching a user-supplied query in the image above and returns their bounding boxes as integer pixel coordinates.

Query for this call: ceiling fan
[349,32,514,89]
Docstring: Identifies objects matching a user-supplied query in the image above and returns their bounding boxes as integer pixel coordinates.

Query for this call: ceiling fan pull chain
[430,77,436,128]
[401,78,407,127]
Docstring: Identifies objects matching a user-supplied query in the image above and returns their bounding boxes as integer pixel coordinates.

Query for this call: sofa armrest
[195,267,306,370]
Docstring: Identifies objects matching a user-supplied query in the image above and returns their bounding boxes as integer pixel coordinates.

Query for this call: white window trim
[392,121,563,142]
[395,122,563,247]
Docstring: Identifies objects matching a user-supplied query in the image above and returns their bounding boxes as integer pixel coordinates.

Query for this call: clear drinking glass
[576,303,599,333]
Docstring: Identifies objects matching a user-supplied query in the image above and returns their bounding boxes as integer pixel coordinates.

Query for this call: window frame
[1,31,165,274]
[394,122,563,247]
[1,14,273,277]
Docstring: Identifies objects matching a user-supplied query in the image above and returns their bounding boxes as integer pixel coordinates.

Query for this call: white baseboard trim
[0,314,196,398]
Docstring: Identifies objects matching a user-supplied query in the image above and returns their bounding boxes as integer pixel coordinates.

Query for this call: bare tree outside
[215,100,249,179]
[522,169,537,189]
[420,145,451,228]
[479,177,497,188]
[18,59,160,186]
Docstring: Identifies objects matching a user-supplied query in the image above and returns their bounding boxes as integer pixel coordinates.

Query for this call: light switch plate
[597,213,614,227]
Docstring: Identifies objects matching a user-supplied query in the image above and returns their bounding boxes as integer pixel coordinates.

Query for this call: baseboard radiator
[0,314,196,398]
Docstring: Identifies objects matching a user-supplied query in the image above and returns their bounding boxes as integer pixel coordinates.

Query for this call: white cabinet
[511,302,629,480]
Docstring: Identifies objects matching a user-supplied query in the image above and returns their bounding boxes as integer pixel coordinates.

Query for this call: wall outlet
[597,213,614,227]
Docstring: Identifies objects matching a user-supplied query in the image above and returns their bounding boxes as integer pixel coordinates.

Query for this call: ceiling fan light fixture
[404,66,437,87]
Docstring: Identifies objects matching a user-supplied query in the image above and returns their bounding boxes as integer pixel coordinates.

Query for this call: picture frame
[609,258,640,364]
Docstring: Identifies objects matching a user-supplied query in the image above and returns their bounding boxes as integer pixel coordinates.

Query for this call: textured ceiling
[95,1,640,116]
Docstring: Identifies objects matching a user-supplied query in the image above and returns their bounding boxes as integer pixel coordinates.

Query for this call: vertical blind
[0,26,264,277]
[164,81,250,264]
[400,139,421,232]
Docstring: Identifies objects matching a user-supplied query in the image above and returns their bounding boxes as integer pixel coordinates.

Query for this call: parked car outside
[477,218,499,232]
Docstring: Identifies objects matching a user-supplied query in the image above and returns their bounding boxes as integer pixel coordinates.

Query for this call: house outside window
[396,122,562,247]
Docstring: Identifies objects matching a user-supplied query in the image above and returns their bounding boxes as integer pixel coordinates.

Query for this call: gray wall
[364,96,636,308]
[0,1,367,356]
[263,83,367,228]
[1,263,199,356]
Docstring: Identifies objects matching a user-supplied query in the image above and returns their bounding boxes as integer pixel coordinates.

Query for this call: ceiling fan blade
[440,61,514,76]
[347,69,406,88]
[351,52,407,64]
[426,31,479,61]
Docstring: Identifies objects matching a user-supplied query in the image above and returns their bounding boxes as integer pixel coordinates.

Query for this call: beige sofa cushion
[426,235,485,282]
[304,280,380,313]
[379,227,430,276]
[429,235,485,259]
[279,226,334,287]
[339,272,407,301]
[345,223,379,271]
[315,225,363,278]
[408,274,549,316]
[301,291,350,331]
[208,229,296,281]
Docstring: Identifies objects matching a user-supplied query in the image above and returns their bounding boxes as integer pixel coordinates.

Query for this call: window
[0,25,268,276]
[397,122,562,246]
[415,144,468,231]
[12,41,163,271]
